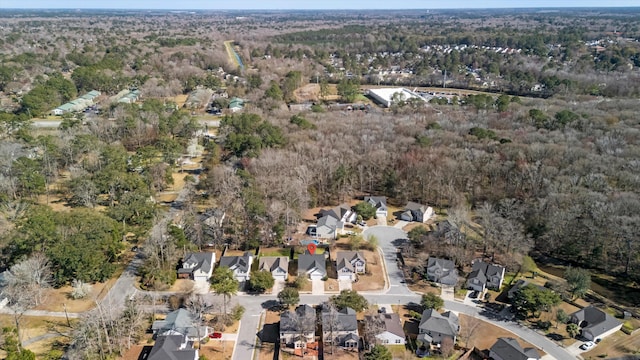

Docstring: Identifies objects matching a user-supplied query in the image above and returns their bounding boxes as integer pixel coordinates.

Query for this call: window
[396,339,402,344]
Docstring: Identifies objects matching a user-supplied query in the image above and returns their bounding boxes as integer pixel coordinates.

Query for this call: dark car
[469,290,479,299]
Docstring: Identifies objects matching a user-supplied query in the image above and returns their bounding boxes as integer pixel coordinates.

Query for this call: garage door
[338,274,352,281]
[273,274,287,281]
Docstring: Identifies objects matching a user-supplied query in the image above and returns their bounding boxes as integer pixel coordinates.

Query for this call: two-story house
[219,252,253,286]
[417,309,459,348]
[489,337,540,360]
[466,260,506,292]
[322,306,359,350]
[364,196,388,217]
[298,253,327,280]
[336,251,366,281]
[151,308,208,341]
[400,201,434,223]
[148,334,198,360]
[177,252,215,282]
[280,305,317,349]
[364,313,406,346]
[258,256,289,281]
[426,257,458,285]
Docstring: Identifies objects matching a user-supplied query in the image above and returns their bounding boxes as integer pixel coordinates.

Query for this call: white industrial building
[367,87,426,107]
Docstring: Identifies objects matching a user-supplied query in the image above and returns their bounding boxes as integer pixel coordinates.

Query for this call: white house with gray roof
[569,306,622,341]
[466,260,505,292]
[177,252,215,282]
[152,308,208,341]
[364,313,406,346]
[280,304,317,349]
[219,252,253,285]
[400,201,434,223]
[336,251,366,281]
[322,306,359,350]
[364,196,388,217]
[298,253,327,280]
[148,334,198,360]
[426,257,458,285]
[417,309,459,346]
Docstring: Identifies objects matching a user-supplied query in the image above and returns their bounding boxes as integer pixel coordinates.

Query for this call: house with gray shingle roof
[336,251,366,281]
[178,252,215,282]
[152,308,208,341]
[148,334,198,360]
[400,201,433,223]
[569,306,622,341]
[298,253,327,280]
[219,252,253,285]
[466,260,505,292]
[364,196,388,217]
[280,305,317,349]
[426,257,458,285]
[364,313,406,346]
[489,337,540,360]
[322,306,359,350]
[417,309,459,346]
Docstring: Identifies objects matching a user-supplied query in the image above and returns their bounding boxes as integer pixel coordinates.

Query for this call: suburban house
[177,252,215,282]
[364,313,406,346]
[400,202,434,223]
[417,309,459,347]
[148,334,198,360]
[280,305,317,349]
[426,257,458,285]
[298,253,327,280]
[258,256,289,281]
[322,306,359,350]
[489,337,540,360]
[336,251,366,281]
[228,97,245,112]
[315,204,357,239]
[316,215,339,239]
[116,89,141,104]
[435,220,463,244]
[364,196,388,217]
[569,306,622,341]
[51,90,101,115]
[219,252,253,285]
[466,260,505,292]
[152,308,208,341]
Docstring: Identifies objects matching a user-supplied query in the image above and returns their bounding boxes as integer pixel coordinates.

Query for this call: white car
[580,341,596,351]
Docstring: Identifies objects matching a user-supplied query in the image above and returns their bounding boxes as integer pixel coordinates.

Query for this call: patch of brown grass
[199,340,234,360]
[35,275,119,313]
[459,314,543,356]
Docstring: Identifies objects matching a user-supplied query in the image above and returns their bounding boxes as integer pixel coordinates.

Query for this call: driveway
[338,279,352,291]
[311,279,324,295]
[193,279,210,294]
[362,226,412,296]
[375,214,387,226]
[441,285,455,301]
[272,279,285,295]
[393,220,409,229]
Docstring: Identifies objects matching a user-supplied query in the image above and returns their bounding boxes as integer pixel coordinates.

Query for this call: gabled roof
[298,254,326,275]
[322,306,358,332]
[471,261,505,278]
[178,252,214,275]
[467,268,487,285]
[336,251,366,272]
[319,204,351,221]
[570,306,622,338]
[364,196,387,209]
[258,256,289,273]
[148,335,197,360]
[418,309,459,337]
[366,313,405,339]
[280,305,316,333]
[152,309,206,339]
[317,215,338,229]
[490,337,540,360]
[219,253,252,272]
[405,201,427,212]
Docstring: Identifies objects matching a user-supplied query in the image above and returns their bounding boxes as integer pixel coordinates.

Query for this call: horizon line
[1,6,640,10]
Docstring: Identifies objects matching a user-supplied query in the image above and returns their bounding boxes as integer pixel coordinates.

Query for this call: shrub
[70,279,93,299]
[231,305,245,321]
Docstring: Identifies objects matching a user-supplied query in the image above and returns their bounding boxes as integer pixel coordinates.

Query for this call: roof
[258,256,289,273]
[229,97,244,108]
[570,306,622,338]
[490,337,540,360]
[280,305,316,333]
[418,309,459,337]
[365,313,405,339]
[405,201,427,212]
[367,87,426,107]
[298,254,326,275]
[151,309,206,339]
[317,215,338,229]
[322,306,358,332]
[178,252,214,275]
[427,257,458,284]
[364,196,387,208]
[219,253,252,272]
[471,261,505,278]
[148,335,197,360]
[336,251,366,272]
[319,204,351,221]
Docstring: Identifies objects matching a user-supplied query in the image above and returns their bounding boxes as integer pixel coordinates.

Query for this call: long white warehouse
[367,87,426,107]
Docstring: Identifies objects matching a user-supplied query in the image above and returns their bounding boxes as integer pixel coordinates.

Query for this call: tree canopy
[330,290,368,312]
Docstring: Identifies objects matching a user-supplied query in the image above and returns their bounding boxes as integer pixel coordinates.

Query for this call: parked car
[580,341,595,351]
[209,332,222,339]
[469,290,479,299]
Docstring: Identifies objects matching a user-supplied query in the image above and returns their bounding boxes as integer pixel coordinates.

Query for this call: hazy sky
[2,0,639,9]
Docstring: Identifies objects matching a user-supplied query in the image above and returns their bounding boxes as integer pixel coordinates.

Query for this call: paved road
[362,226,413,296]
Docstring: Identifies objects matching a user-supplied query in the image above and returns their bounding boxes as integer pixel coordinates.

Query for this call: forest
[0,7,639,358]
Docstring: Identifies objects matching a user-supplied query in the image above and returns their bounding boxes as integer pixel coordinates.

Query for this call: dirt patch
[325,278,339,292]
[118,344,151,360]
[199,340,234,360]
[35,275,119,313]
[173,94,188,108]
[294,83,340,103]
[0,315,73,348]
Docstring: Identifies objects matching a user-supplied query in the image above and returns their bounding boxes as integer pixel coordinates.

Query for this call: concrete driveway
[376,214,387,226]
[338,279,352,291]
[272,279,285,295]
[362,226,412,296]
[441,285,455,301]
[312,279,324,295]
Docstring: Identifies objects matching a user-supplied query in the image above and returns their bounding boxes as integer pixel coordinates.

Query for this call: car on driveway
[580,341,595,351]
[469,290,479,299]
[209,332,222,339]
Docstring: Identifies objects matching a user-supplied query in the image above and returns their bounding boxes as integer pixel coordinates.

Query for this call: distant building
[228,97,245,112]
[367,87,426,108]
[51,90,101,115]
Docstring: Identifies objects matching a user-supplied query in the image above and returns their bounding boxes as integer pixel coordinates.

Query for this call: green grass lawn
[260,248,290,257]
